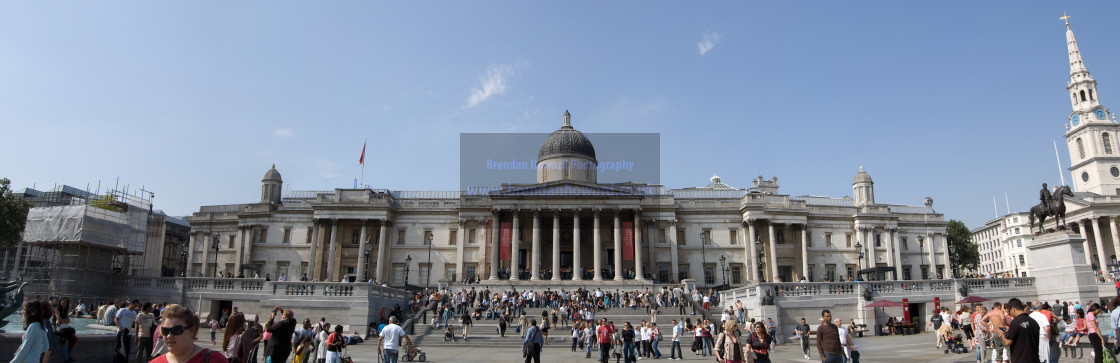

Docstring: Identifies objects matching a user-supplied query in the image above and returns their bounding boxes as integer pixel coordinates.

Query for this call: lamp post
[700,232,707,286]
[719,254,729,289]
[855,242,864,281]
[755,237,765,282]
[361,240,373,282]
[404,255,412,288]
[425,233,434,291]
[211,235,220,278]
[180,241,188,277]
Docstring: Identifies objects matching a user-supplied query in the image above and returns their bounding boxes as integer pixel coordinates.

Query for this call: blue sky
[2,1,1118,230]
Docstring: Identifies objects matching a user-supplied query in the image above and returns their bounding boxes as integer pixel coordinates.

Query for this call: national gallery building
[187,114,947,288]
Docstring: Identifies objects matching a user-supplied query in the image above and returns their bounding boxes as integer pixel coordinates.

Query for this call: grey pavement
[327,331,1101,363]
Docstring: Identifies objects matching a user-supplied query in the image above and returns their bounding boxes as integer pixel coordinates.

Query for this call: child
[208,316,219,345]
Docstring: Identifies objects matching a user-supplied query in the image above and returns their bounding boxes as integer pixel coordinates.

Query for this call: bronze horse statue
[1030,185,1074,234]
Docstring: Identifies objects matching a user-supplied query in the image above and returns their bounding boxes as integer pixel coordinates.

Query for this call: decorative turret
[261,164,283,204]
[852,166,874,206]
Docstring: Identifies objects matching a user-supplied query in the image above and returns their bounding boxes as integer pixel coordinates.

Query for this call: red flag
[359,142,366,165]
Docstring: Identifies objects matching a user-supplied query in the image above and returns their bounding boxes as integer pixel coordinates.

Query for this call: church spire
[1063,13,1101,114]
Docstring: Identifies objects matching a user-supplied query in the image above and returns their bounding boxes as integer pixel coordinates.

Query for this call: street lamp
[719,254,729,289]
[180,242,189,277]
[855,242,864,281]
[755,237,765,282]
[700,232,707,286]
[212,235,220,278]
[361,240,373,281]
[425,233,434,291]
[404,255,412,287]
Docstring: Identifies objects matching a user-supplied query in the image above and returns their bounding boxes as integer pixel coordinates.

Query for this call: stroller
[402,341,427,362]
[943,328,968,354]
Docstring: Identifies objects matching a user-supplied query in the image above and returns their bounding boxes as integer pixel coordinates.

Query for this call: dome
[263,164,283,182]
[538,110,596,161]
[852,166,872,185]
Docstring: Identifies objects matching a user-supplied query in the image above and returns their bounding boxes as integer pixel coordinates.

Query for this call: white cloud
[698,32,721,55]
[464,64,516,109]
[274,128,294,138]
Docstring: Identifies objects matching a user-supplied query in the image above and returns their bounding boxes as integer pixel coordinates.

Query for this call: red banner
[500,221,511,261]
[622,221,634,261]
[934,297,940,313]
[902,298,910,322]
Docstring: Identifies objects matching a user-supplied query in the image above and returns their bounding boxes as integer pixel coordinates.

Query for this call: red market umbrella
[956,296,991,304]
[865,299,903,308]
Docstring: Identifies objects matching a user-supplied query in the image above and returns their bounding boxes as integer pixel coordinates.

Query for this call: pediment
[489,181,645,197]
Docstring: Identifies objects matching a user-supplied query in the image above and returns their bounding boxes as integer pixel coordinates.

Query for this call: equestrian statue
[1030,183,1074,235]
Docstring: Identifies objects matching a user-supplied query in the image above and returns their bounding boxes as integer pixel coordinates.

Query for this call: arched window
[1074,93,1079,104]
[1104,133,1113,154]
[1078,138,1086,159]
[562,161,569,180]
[1081,90,1088,102]
[1090,89,1095,101]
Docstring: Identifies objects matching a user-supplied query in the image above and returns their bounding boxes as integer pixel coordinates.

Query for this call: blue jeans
[382,348,399,363]
[652,339,661,357]
[623,342,636,363]
[670,341,682,359]
[823,352,846,363]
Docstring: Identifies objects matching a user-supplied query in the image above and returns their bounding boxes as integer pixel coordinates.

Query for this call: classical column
[375,219,388,282]
[512,211,521,280]
[800,225,808,280]
[1079,221,1093,266]
[183,234,195,277]
[925,233,936,277]
[866,228,875,269]
[614,211,623,281]
[940,234,951,279]
[490,212,501,280]
[240,226,252,265]
[552,210,561,281]
[573,211,582,281]
[767,222,777,281]
[1111,218,1120,268]
[200,232,211,277]
[234,227,244,275]
[308,220,321,280]
[327,220,339,281]
[593,210,603,281]
[669,220,680,282]
[455,220,466,282]
[634,211,644,280]
[1092,218,1108,273]
[357,220,370,281]
[739,223,750,282]
[647,219,656,274]
[531,210,541,281]
[747,221,758,281]
[885,228,896,278]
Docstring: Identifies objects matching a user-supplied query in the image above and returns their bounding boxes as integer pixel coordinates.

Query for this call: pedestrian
[239,316,262,363]
[999,298,1040,363]
[266,309,297,363]
[460,311,473,341]
[223,313,246,363]
[135,303,157,363]
[209,316,220,345]
[325,325,346,363]
[797,317,812,359]
[149,304,229,363]
[115,300,139,363]
[316,323,331,363]
[1086,303,1105,363]
[715,320,745,363]
[54,297,77,363]
[11,300,49,363]
[670,319,683,360]
[523,319,544,363]
[816,310,843,363]
[378,316,412,363]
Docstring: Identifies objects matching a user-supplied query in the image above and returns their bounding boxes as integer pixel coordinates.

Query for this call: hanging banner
[622,221,634,261]
[934,297,940,313]
[902,298,910,322]
[500,221,511,261]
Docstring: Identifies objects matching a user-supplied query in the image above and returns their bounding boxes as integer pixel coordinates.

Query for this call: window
[702,229,713,245]
[704,264,716,284]
[1019,255,1025,265]
[1081,90,1088,102]
[1014,227,1020,234]
[284,228,292,244]
[306,227,313,244]
[845,234,852,247]
[1105,133,1115,154]
[677,229,686,246]
[562,161,569,179]
[678,265,689,281]
[825,233,833,248]
[260,228,268,244]
[449,230,457,245]
[775,230,785,244]
[903,266,912,280]
[418,264,430,286]
[1090,89,1095,100]
[1073,92,1079,104]
[659,228,667,245]
[351,230,360,245]
[423,230,433,245]
[731,265,743,284]
[729,230,738,245]
[902,237,908,251]
[466,265,477,279]
[228,235,234,249]
[1017,239,1022,248]
[874,233,881,247]
[1013,217,1019,223]
[397,229,406,245]
[825,264,836,282]
[920,265,929,280]
[276,261,289,279]
[300,262,309,276]
[845,265,855,280]
[445,266,457,282]
[468,229,476,244]
[393,265,405,285]
[1078,138,1086,159]
[658,265,670,283]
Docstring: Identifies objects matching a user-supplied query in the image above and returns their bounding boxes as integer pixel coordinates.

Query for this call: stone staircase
[410,302,713,349]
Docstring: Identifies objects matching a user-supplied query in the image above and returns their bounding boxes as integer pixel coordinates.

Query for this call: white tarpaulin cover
[21,205,147,253]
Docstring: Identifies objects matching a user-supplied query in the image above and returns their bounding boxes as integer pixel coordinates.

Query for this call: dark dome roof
[538,111,596,161]
[263,164,283,182]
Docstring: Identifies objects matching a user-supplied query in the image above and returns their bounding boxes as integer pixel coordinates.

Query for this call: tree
[946,219,979,276]
[0,178,32,250]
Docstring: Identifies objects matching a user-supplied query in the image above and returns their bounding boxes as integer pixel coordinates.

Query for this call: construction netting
[21,204,148,253]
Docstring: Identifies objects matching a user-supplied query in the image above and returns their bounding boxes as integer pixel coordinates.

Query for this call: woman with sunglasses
[10,300,48,363]
[749,322,773,363]
[150,304,229,363]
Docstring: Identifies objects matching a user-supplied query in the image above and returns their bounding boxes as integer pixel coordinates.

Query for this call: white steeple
[1061,13,1119,196]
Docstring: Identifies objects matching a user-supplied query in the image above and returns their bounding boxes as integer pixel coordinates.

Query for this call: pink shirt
[1087,312,1098,334]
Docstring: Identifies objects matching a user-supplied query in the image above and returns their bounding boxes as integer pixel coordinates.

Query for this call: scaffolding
[4,185,151,303]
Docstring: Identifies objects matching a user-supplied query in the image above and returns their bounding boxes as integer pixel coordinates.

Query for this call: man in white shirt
[1028,306,1051,363]
[378,316,413,363]
[670,319,683,360]
[115,300,139,361]
[836,318,851,361]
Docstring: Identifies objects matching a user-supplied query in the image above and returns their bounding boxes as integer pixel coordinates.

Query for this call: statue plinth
[1027,231,1099,302]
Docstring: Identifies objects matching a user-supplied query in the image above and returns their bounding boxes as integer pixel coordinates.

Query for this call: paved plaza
[313,331,1099,363]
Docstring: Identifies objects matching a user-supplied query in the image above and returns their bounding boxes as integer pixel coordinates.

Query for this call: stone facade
[187,116,946,288]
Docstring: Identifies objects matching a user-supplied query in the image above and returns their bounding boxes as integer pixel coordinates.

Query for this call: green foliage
[0,178,32,250]
[947,219,980,274]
